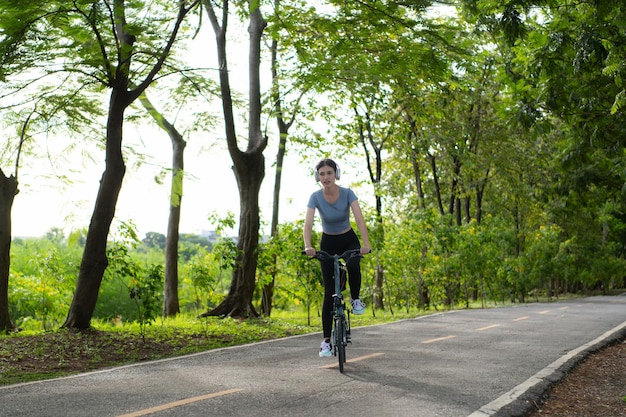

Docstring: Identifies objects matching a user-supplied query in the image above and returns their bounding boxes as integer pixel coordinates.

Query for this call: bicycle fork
[345,307,352,344]
[338,304,352,346]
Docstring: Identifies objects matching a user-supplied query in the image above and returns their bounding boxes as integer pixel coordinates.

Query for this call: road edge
[467,319,626,417]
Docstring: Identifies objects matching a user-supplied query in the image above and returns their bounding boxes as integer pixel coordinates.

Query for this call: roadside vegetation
[7,216,624,339]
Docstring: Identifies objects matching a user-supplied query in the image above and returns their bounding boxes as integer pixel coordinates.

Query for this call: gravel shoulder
[523,340,626,417]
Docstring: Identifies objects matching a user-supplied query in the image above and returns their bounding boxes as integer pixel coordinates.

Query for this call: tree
[278,0,452,309]
[0,1,52,332]
[59,0,200,329]
[136,55,221,316]
[0,105,34,333]
[0,167,18,332]
[143,232,166,249]
[200,1,268,317]
[460,0,626,292]
[0,0,106,329]
[139,93,186,317]
[260,0,306,316]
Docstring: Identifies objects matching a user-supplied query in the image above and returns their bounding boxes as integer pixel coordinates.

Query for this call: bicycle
[305,248,365,373]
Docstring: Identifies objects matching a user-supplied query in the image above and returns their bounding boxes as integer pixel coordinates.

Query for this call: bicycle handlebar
[301,248,370,263]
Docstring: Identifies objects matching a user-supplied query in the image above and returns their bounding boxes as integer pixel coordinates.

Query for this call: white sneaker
[319,340,332,358]
[351,299,365,315]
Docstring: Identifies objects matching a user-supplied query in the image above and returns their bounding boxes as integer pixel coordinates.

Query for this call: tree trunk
[463,196,471,224]
[202,4,267,318]
[428,153,445,216]
[205,153,265,317]
[139,93,186,317]
[261,9,292,315]
[63,90,128,329]
[449,155,461,217]
[475,169,488,225]
[410,149,425,210]
[163,132,185,316]
[0,169,18,332]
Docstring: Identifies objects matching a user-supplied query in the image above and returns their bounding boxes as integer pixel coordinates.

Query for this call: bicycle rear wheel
[334,316,345,372]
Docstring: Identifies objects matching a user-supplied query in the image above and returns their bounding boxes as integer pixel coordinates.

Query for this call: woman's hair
[315,158,340,181]
[315,158,338,173]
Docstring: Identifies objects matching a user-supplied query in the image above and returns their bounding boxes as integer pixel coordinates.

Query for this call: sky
[10,134,321,239]
[9,118,370,240]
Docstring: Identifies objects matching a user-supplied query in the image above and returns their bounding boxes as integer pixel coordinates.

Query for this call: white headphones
[314,159,341,182]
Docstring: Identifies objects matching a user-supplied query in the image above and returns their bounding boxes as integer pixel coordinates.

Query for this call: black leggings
[320,229,361,339]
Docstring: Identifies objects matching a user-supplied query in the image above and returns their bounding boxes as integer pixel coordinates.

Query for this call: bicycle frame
[310,248,362,373]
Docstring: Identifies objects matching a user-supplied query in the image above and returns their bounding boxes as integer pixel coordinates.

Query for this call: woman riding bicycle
[303,158,371,358]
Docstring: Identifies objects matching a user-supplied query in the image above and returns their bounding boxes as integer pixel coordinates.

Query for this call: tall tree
[0,1,51,333]
[59,0,199,329]
[139,93,186,317]
[260,0,305,316]
[201,0,268,317]
[0,107,39,331]
[280,0,450,309]
[0,0,106,329]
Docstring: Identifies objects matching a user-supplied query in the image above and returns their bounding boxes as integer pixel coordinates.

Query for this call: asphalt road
[1,295,625,417]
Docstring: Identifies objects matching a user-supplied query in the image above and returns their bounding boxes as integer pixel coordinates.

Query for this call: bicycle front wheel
[334,316,345,373]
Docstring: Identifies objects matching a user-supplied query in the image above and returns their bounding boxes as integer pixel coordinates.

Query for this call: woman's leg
[320,230,362,337]
[320,261,334,339]
[342,229,362,300]
[320,235,337,339]
[347,258,362,301]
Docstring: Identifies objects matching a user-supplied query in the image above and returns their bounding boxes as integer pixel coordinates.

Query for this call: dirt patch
[524,341,626,417]
[0,329,218,385]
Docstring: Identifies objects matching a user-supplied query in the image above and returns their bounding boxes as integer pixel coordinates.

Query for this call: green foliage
[256,221,323,325]
[9,234,81,331]
[179,248,229,314]
[128,263,163,335]
[142,232,166,249]
[8,206,625,335]
[103,222,164,337]
[377,203,624,312]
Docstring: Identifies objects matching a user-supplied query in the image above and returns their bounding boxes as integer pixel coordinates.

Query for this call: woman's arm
[303,207,316,256]
[350,200,371,254]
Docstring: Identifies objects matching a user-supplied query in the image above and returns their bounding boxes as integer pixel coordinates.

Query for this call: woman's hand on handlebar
[304,247,316,257]
[360,245,372,255]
